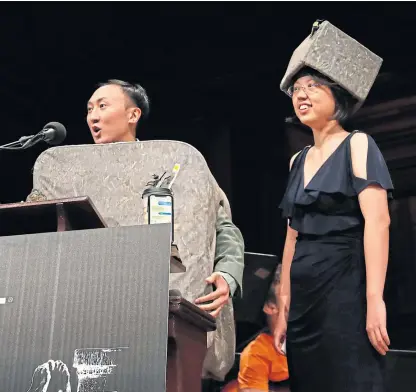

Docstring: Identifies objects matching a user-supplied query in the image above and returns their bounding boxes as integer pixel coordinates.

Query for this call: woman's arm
[277,152,301,309]
[274,152,300,353]
[351,133,391,355]
[277,222,297,320]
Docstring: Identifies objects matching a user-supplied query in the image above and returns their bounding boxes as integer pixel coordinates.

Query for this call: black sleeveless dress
[279,131,394,392]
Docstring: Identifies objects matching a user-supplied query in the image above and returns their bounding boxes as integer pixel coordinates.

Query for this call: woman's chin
[297,114,315,127]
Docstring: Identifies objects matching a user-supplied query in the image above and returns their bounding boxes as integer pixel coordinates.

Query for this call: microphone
[0,122,67,151]
[38,122,67,146]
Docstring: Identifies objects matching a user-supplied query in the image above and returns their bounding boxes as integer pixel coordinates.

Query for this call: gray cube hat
[280,20,383,111]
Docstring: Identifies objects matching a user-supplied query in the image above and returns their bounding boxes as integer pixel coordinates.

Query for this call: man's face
[86,84,137,144]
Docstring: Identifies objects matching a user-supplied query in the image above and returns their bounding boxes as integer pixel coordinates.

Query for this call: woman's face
[291,75,336,128]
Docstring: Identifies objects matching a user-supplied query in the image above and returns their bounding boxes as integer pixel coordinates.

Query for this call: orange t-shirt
[222,333,289,392]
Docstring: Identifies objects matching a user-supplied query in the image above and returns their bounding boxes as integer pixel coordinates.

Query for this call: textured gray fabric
[29,140,236,380]
[0,224,171,392]
[280,20,382,110]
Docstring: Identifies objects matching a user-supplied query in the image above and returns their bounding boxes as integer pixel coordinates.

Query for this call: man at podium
[26,78,244,384]
[28,78,244,317]
[84,78,245,319]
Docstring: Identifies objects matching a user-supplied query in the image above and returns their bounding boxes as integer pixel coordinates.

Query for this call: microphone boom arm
[0,122,66,151]
[0,133,42,151]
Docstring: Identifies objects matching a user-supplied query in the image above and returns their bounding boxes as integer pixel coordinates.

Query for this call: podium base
[167,290,216,392]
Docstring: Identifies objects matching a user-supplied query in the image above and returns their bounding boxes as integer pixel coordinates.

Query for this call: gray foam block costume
[280,20,383,111]
[27,140,240,380]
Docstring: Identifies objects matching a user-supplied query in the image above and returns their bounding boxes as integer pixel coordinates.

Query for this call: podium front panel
[0,224,171,392]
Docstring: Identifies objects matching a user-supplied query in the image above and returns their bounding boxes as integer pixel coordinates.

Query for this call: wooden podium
[168,290,216,392]
[0,196,186,273]
[0,197,215,392]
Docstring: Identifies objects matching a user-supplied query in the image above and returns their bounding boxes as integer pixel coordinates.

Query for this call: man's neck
[118,134,136,142]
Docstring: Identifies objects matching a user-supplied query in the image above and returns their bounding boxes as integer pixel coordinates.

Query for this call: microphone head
[42,122,67,145]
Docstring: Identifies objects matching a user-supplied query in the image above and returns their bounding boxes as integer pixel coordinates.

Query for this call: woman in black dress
[274,21,393,392]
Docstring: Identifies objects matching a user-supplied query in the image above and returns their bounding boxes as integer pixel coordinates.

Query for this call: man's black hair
[98,79,150,120]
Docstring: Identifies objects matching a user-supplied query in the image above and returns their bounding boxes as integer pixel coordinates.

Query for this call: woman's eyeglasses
[288,82,323,97]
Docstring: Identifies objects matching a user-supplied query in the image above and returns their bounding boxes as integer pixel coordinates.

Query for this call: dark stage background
[1,2,416,348]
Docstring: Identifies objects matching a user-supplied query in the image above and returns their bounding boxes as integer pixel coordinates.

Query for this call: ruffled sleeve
[349,133,394,199]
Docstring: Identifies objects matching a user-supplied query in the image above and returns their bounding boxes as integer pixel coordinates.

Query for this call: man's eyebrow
[87,97,106,106]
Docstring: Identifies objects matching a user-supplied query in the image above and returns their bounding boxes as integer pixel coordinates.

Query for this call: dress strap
[346,130,362,175]
[290,146,310,171]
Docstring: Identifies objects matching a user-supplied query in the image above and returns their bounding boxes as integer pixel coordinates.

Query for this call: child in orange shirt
[223,266,289,391]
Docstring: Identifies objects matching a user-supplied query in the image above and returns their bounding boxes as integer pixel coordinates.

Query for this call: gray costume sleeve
[213,204,245,297]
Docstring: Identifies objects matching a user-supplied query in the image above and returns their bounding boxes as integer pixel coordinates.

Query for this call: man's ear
[128,107,142,125]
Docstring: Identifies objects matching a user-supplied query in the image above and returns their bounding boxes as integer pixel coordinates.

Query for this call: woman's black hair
[285,67,358,128]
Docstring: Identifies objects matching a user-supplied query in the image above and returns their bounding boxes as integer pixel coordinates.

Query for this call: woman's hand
[274,311,288,355]
[366,296,390,355]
